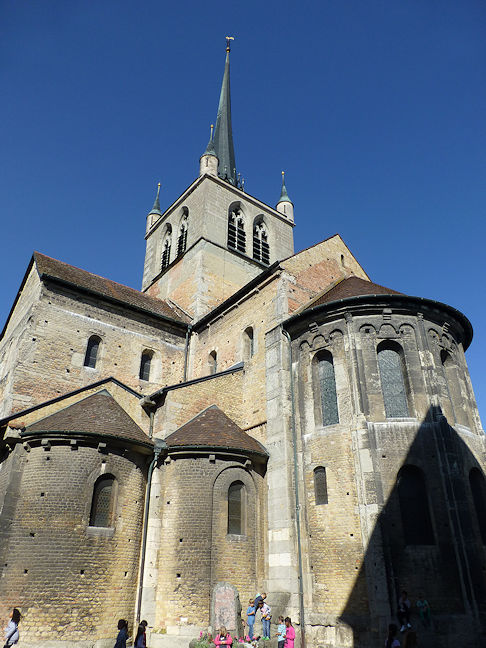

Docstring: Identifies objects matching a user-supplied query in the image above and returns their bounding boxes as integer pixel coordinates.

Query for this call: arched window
[89,475,116,527]
[161,225,172,271]
[84,335,101,368]
[228,481,245,535]
[377,342,409,417]
[315,351,339,426]
[397,465,434,545]
[177,211,188,257]
[314,466,328,505]
[209,350,217,375]
[469,468,486,545]
[243,327,254,361]
[253,221,270,264]
[139,350,153,381]
[227,206,246,253]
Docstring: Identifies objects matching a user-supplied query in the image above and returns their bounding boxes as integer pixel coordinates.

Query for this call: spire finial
[202,123,217,158]
[149,181,162,216]
[225,36,234,52]
[277,170,292,205]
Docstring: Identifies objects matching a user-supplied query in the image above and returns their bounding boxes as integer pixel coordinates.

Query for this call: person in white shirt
[4,608,20,646]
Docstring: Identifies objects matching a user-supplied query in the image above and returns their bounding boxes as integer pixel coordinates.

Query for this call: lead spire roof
[213,38,237,186]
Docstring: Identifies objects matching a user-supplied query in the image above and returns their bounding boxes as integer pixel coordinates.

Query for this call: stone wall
[288,299,486,646]
[150,455,265,633]
[0,274,186,418]
[0,440,147,644]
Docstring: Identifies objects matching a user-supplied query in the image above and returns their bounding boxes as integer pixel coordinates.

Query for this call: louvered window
[253,222,270,264]
[378,344,409,417]
[228,209,245,253]
[177,216,188,257]
[161,239,171,270]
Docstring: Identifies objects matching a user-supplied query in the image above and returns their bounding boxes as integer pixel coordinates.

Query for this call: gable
[281,234,370,314]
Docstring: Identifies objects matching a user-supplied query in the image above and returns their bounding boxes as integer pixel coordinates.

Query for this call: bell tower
[141,41,295,319]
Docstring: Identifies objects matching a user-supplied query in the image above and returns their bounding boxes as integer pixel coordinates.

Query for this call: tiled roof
[33,252,189,323]
[164,405,267,456]
[24,391,152,447]
[307,276,403,309]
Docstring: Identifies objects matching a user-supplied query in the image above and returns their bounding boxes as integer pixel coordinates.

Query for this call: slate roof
[24,391,152,447]
[307,276,403,309]
[164,405,267,456]
[33,252,189,323]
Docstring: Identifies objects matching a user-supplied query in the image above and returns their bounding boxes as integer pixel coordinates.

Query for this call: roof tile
[307,276,402,309]
[33,252,189,323]
[24,391,152,447]
[164,405,267,455]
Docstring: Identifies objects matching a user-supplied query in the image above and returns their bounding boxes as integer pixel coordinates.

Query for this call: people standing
[246,599,256,640]
[284,617,295,648]
[397,591,412,632]
[114,619,128,648]
[213,626,232,646]
[134,622,146,648]
[276,615,286,648]
[3,608,20,647]
[385,623,400,648]
[416,594,431,627]
[258,599,271,640]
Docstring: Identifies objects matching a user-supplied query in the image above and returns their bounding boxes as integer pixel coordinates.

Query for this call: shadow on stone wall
[337,407,486,648]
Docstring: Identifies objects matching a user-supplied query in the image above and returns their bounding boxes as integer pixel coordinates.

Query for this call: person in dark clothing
[114,619,128,648]
[397,591,412,632]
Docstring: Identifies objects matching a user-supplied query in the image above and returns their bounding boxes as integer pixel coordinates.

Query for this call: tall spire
[213,37,237,186]
[149,182,162,216]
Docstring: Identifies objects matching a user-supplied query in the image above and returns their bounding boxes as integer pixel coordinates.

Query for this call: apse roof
[33,252,189,324]
[24,391,152,447]
[164,405,267,456]
[306,276,402,309]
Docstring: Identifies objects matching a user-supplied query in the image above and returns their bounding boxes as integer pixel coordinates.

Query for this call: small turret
[276,171,294,221]
[147,182,162,231]
[199,124,219,177]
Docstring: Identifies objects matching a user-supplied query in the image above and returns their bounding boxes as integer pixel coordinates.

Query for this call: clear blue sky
[1,1,485,421]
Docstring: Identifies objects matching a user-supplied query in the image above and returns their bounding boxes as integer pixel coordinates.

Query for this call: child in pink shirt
[284,617,295,648]
[213,626,232,646]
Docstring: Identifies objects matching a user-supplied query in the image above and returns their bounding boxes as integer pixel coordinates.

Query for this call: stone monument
[210,582,243,638]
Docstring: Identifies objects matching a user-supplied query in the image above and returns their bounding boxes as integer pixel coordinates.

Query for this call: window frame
[84,335,101,369]
[313,349,339,427]
[227,480,246,536]
[139,350,153,381]
[397,465,435,546]
[377,341,411,418]
[88,475,117,529]
[314,466,328,505]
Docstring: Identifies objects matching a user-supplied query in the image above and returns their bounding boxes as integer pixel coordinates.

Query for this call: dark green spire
[277,171,292,204]
[213,38,237,185]
[149,182,162,216]
[202,124,217,157]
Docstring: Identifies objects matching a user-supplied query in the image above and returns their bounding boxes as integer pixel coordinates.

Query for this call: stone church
[1,43,485,648]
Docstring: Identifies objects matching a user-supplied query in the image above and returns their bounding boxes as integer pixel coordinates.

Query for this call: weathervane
[225,36,234,52]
